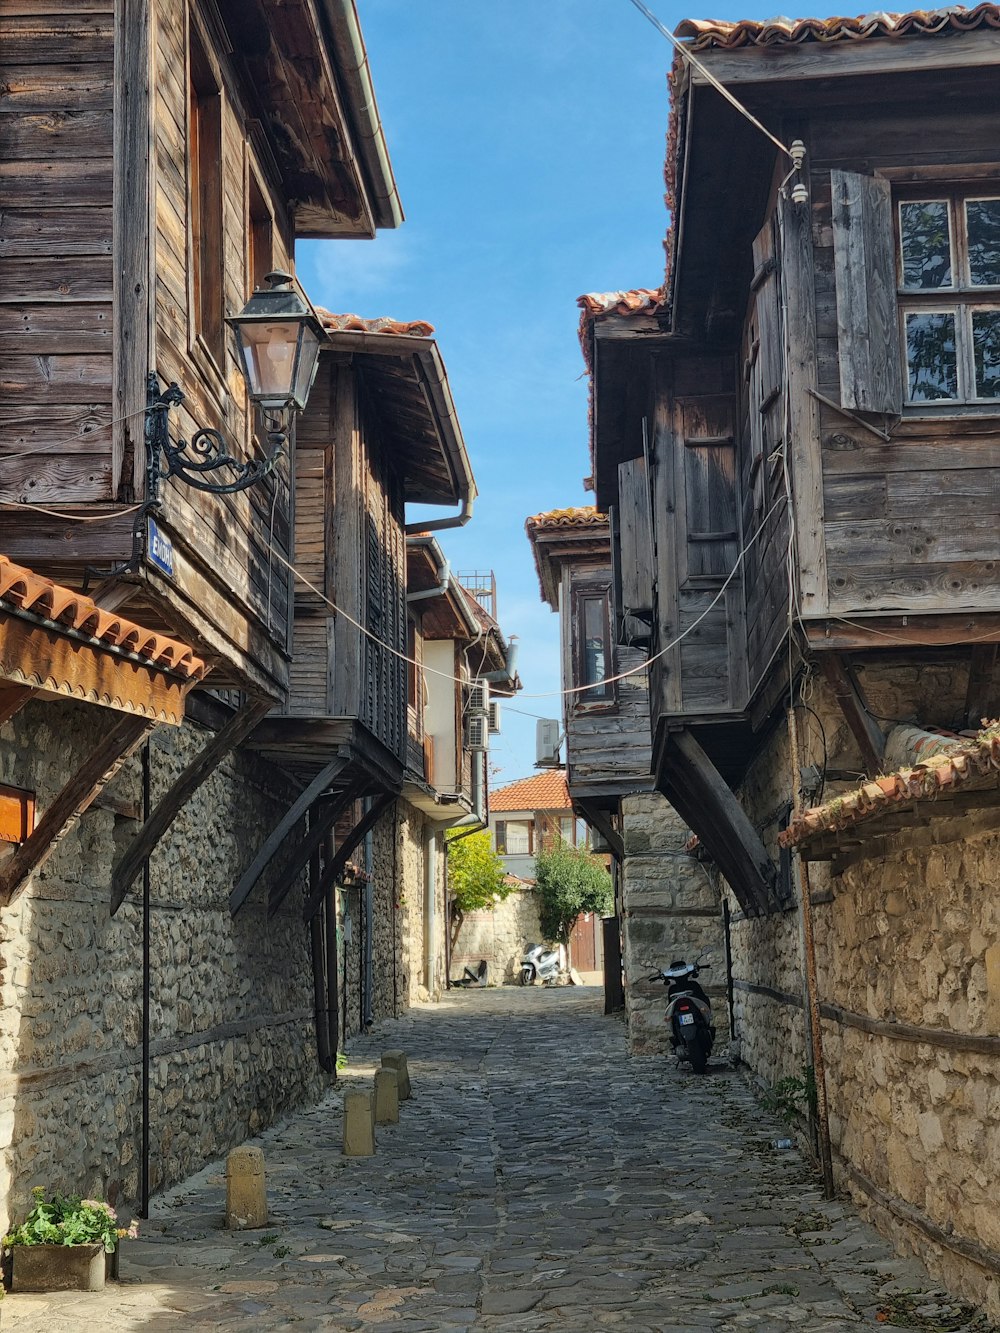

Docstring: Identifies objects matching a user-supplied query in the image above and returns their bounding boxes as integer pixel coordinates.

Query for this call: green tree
[534,841,613,946]
[446,830,512,947]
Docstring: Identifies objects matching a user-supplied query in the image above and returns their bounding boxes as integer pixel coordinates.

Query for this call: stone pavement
[3,987,993,1332]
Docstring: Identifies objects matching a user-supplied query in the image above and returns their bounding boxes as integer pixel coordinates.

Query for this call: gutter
[322,0,404,230]
[404,346,477,533]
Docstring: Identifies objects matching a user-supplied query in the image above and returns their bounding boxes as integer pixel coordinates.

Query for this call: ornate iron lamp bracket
[145,373,287,501]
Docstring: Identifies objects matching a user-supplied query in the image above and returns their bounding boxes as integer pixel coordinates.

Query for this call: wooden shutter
[831,169,903,414]
[751,217,782,412]
[680,398,738,580]
[617,457,654,620]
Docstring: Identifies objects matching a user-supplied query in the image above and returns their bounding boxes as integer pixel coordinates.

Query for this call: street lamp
[145,271,326,498]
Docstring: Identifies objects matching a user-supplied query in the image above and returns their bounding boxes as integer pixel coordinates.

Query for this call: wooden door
[569,912,598,972]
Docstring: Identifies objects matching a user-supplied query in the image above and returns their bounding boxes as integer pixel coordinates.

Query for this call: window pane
[905,312,958,401]
[559,817,574,844]
[967,200,1000,286]
[581,597,609,697]
[973,309,1000,399]
[504,822,531,855]
[899,201,952,289]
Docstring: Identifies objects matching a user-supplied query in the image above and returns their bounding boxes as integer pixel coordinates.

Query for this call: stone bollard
[225,1145,268,1229]
[381,1050,411,1100]
[374,1067,400,1125]
[342,1089,376,1156]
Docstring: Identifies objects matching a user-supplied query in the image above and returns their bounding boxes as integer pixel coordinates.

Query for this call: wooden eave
[0,598,206,728]
[215,0,386,237]
[529,526,611,610]
[591,329,671,513]
[321,335,474,507]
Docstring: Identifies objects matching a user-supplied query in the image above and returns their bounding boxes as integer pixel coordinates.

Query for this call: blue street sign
[147,518,175,578]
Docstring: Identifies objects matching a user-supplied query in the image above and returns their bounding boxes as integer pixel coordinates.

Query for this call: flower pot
[10,1243,106,1292]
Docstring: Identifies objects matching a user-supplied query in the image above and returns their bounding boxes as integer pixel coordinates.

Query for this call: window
[897,194,1000,404]
[248,173,274,297]
[189,25,224,366]
[574,589,613,704]
[495,820,532,855]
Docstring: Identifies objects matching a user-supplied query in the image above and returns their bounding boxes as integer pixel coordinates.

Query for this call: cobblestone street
[4,988,989,1331]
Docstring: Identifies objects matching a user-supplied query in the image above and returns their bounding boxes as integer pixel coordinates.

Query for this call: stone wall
[0,699,327,1233]
[620,793,724,1054]
[725,664,1000,1320]
[452,888,543,985]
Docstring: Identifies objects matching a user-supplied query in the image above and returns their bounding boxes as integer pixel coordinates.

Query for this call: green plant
[763,1065,818,1125]
[335,1051,349,1073]
[446,830,510,915]
[3,1187,138,1254]
[533,840,612,945]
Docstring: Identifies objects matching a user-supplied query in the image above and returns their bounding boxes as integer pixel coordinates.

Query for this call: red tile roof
[491,770,571,813]
[0,554,207,679]
[675,5,1000,50]
[779,724,1000,849]
[525,507,609,531]
[316,310,434,338]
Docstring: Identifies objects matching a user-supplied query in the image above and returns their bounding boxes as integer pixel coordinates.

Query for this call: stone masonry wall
[620,794,724,1054]
[452,889,543,985]
[0,699,326,1233]
[728,661,1000,1319]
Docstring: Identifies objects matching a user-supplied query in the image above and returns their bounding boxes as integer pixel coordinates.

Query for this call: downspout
[139,741,151,1219]
[362,800,374,1028]
[406,560,451,604]
[404,487,474,536]
[424,829,437,995]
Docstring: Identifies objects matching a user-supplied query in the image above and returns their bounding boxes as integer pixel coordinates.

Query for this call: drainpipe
[140,741,151,1219]
[406,559,451,604]
[362,800,374,1028]
[424,829,437,995]
[404,487,474,536]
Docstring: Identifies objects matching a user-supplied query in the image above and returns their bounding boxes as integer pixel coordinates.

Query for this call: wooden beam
[965,644,998,728]
[806,613,1000,652]
[0,686,34,727]
[302,791,394,923]
[110,697,272,915]
[229,755,350,916]
[660,729,778,916]
[575,800,624,862]
[266,784,361,919]
[0,715,153,908]
[818,654,885,776]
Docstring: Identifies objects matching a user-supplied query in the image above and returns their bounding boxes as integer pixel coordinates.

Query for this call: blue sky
[297,1,736,786]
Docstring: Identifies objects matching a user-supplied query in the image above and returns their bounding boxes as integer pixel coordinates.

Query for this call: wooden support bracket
[964,644,998,729]
[110,696,272,915]
[0,715,154,908]
[266,784,361,920]
[302,791,395,923]
[229,755,351,916]
[660,729,778,916]
[575,800,624,862]
[818,653,886,776]
[0,686,35,728]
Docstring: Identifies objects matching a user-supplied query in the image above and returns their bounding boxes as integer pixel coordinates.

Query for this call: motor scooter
[649,957,715,1073]
[520,942,560,985]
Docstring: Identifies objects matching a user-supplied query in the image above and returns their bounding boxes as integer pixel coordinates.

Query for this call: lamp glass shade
[234,320,321,412]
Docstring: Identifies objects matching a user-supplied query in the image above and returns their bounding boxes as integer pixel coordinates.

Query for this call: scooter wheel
[519,967,533,985]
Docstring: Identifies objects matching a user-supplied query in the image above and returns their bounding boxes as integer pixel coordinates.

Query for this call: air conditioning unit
[488,700,501,734]
[466,712,489,751]
[467,681,489,713]
[535,718,561,768]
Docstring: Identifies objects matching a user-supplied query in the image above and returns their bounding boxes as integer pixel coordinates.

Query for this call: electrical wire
[626,0,796,161]
[0,501,144,523]
[0,404,149,465]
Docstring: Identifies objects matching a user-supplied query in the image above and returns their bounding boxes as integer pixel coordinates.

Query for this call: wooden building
[582,8,1000,914]
[527,507,723,1045]
[581,5,1000,1310]
[1,0,400,700]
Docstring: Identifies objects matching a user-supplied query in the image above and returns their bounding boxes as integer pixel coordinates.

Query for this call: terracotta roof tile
[0,554,207,680]
[779,724,1000,848]
[491,770,571,813]
[675,5,1000,51]
[316,309,434,338]
[525,507,609,531]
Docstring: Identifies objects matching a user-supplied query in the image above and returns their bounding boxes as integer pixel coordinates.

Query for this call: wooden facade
[585,15,1000,913]
[0,0,399,697]
[527,509,652,846]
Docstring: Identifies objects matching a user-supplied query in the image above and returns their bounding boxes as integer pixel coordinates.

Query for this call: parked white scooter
[519,942,560,985]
